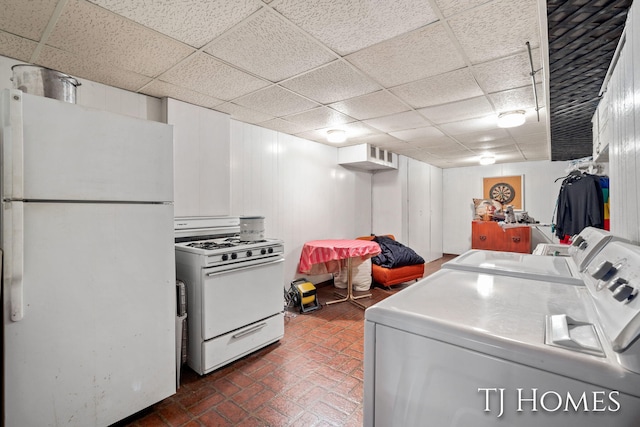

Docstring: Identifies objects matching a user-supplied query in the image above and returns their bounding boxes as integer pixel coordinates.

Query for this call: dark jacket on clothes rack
[555,172,604,238]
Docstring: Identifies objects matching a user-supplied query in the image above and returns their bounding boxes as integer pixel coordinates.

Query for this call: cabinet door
[471,221,500,250]
[503,227,531,253]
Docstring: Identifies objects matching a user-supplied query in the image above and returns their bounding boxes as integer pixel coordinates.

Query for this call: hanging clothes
[600,176,610,231]
[555,172,605,239]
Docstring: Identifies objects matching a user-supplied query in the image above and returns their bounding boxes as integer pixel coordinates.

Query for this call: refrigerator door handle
[8,202,25,321]
[3,89,25,200]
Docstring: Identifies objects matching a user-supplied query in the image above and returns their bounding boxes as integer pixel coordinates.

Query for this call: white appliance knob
[591,260,616,280]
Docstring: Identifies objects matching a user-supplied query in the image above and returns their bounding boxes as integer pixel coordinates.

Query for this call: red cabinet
[472,221,531,253]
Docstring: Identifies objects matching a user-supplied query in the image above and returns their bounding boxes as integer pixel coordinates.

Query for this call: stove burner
[185,237,269,251]
[187,241,236,250]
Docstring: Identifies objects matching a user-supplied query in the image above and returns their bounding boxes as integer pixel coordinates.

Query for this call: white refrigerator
[1,89,176,426]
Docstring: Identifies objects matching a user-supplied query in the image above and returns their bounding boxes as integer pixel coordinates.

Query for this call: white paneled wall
[372,156,409,243]
[442,160,571,254]
[604,3,640,243]
[230,121,373,284]
[371,157,443,263]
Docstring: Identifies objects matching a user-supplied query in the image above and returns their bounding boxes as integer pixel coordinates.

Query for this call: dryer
[364,240,640,426]
[441,227,624,285]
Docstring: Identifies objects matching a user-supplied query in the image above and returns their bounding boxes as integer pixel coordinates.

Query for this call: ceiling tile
[88,0,262,48]
[391,68,484,108]
[0,31,38,63]
[434,149,474,159]
[1,0,58,40]
[521,147,549,160]
[273,0,438,55]
[408,136,462,149]
[514,132,547,146]
[454,128,510,144]
[141,80,225,110]
[364,111,431,133]
[214,102,275,124]
[346,23,466,87]
[296,121,380,144]
[448,0,540,64]
[506,109,547,136]
[283,106,355,130]
[204,9,335,82]
[418,96,494,124]
[281,60,380,104]
[473,49,542,94]
[489,84,540,113]
[434,0,493,18]
[160,53,269,101]
[439,115,498,135]
[259,118,311,134]
[389,126,445,142]
[424,141,469,153]
[37,45,153,92]
[494,151,525,162]
[233,85,319,116]
[463,137,517,150]
[349,134,404,147]
[47,0,195,77]
[329,91,409,120]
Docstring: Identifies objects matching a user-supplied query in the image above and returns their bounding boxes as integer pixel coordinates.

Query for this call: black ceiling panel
[547,0,631,161]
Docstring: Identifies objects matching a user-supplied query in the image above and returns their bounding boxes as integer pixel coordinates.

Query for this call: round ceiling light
[497,110,526,128]
[479,155,496,165]
[326,129,346,143]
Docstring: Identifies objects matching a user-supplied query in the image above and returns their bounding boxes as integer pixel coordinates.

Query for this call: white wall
[442,160,571,254]
[371,157,444,263]
[605,2,640,243]
[230,121,373,284]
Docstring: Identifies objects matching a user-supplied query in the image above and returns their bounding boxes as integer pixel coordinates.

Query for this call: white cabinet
[338,143,398,170]
[593,92,610,162]
[163,98,230,217]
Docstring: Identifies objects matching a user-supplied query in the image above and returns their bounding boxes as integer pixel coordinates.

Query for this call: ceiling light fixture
[479,155,496,165]
[326,129,346,143]
[497,110,526,128]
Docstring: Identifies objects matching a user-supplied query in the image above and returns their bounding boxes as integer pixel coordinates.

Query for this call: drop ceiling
[0,0,613,168]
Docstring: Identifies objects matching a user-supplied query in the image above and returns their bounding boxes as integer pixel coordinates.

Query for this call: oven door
[201,256,284,339]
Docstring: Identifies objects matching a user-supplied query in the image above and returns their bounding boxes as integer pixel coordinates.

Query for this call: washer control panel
[585,241,640,353]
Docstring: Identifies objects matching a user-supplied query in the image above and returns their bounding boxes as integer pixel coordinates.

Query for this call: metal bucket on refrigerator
[11,64,80,104]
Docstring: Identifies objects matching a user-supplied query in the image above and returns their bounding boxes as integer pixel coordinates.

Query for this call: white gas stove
[174,216,285,375]
[175,236,284,268]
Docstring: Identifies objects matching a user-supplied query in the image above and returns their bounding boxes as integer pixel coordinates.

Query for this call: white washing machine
[364,240,640,426]
[442,227,624,285]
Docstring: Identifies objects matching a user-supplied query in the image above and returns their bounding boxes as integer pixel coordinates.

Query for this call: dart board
[489,182,515,204]
[483,175,523,210]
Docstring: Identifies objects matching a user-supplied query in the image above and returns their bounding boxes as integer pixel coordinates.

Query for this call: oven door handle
[206,257,284,276]
[232,322,267,339]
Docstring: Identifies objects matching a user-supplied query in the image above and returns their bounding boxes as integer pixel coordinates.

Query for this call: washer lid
[442,250,582,285]
[366,269,640,395]
[366,269,586,348]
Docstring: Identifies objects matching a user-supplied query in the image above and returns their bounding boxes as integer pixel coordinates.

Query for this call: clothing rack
[564,156,604,176]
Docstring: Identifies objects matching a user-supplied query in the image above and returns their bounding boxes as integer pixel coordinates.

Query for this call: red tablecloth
[298,239,381,275]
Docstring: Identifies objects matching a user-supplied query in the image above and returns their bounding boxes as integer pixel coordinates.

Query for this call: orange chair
[356,235,425,288]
